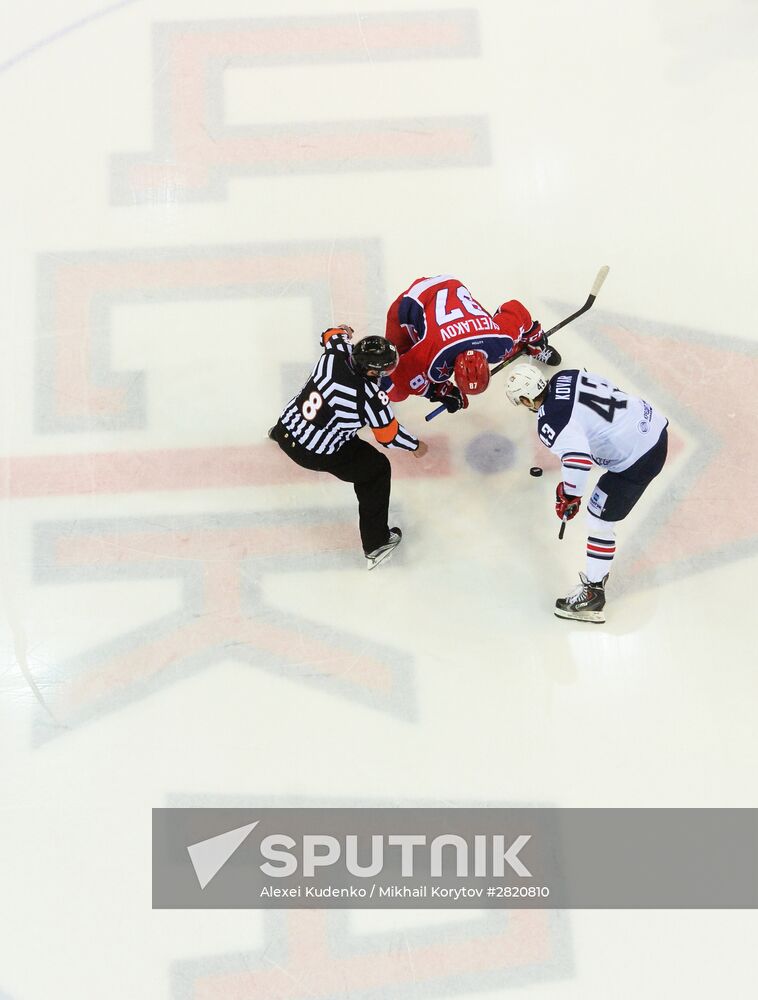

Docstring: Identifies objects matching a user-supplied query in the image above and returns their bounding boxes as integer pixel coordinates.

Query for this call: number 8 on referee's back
[301,391,323,421]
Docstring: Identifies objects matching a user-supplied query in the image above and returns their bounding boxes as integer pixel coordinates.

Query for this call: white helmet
[504,363,548,407]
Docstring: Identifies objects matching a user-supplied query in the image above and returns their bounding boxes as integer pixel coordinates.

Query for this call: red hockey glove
[510,321,562,366]
[519,320,548,357]
[502,320,545,361]
[555,482,582,520]
[428,380,469,413]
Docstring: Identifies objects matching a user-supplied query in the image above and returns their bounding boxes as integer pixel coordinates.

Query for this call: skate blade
[554,607,605,624]
[366,544,400,571]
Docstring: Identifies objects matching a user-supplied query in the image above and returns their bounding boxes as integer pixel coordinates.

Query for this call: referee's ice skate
[365,528,402,571]
[554,573,608,624]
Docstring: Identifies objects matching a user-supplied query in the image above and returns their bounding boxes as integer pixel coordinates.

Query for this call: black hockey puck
[529,466,543,477]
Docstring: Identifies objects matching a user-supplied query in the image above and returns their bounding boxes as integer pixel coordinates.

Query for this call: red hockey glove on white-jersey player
[555,482,582,521]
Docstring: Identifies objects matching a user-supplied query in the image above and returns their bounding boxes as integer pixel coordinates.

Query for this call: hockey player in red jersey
[383,274,561,413]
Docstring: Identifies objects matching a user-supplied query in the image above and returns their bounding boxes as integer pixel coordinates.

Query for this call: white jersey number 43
[577,375,628,423]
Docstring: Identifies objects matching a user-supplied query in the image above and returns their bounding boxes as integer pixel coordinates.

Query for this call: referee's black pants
[271,424,392,554]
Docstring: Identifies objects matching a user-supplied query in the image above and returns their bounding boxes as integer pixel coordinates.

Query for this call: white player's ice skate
[554,573,608,623]
[365,528,402,570]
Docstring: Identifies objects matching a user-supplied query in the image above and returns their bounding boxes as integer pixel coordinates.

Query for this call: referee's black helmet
[351,336,399,377]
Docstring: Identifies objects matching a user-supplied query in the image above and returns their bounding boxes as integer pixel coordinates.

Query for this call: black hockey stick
[425,265,610,421]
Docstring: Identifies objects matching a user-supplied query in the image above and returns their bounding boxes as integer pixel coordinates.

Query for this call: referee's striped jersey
[279,329,419,456]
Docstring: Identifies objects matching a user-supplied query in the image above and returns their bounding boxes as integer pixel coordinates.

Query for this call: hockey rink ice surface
[1,1,757,998]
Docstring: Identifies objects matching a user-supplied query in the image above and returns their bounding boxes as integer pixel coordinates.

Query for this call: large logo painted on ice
[111,11,489,203]
[35,239,384,432]
[569,308,758,589]
[32,508,418,742]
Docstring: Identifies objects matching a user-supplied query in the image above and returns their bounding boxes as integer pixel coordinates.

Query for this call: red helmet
[454,350,490,395]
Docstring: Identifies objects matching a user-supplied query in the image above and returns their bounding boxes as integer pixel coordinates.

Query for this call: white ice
[1,1,757,998]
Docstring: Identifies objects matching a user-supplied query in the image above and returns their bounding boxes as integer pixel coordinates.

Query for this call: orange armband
[321,324,353,346]
[321,327,342,346]
[371,419,398,444]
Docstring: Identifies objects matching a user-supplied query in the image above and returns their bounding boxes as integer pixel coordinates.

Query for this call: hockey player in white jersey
[505,365,669,622]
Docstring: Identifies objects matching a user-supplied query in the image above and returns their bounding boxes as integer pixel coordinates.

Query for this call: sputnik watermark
[153,807,758,909]
[188,825,532,887]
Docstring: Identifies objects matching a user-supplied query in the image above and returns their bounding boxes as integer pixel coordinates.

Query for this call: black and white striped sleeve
[320,328,353,354]
[363,381,419,451]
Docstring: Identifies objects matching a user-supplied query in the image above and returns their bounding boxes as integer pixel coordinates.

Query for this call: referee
[269,325,427,569]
